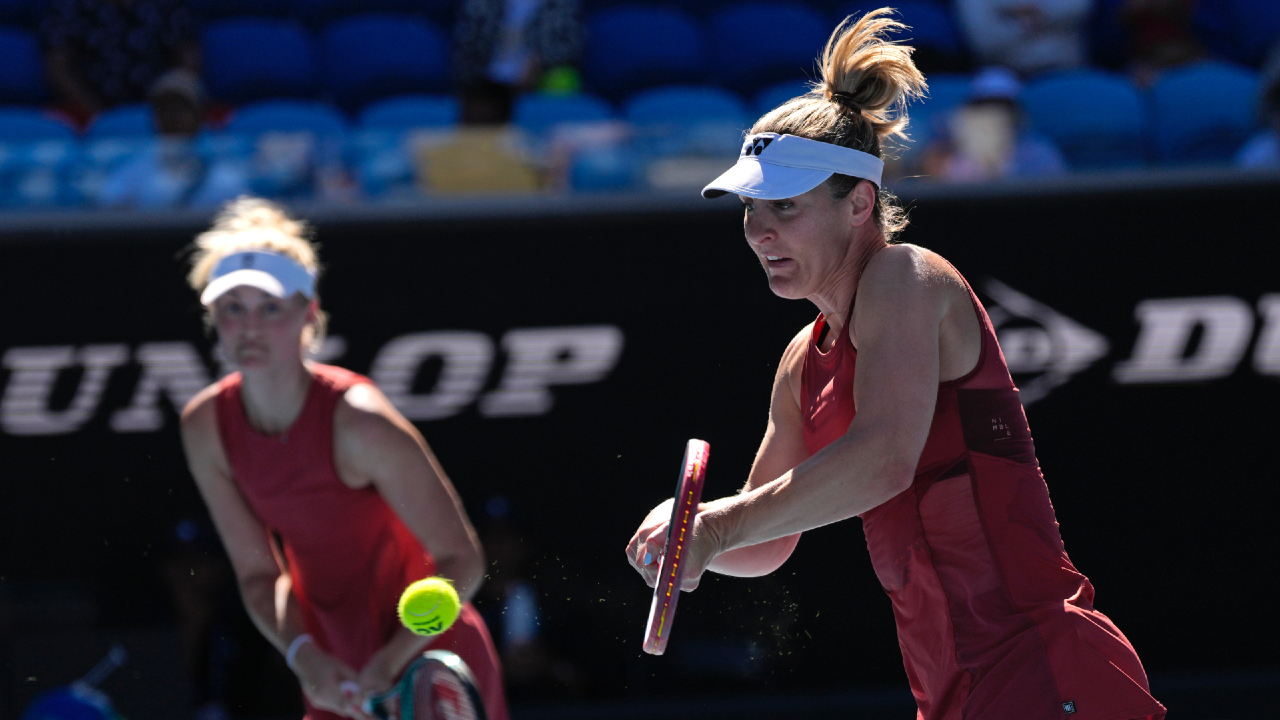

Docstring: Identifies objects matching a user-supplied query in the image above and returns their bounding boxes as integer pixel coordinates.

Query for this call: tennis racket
[362,650,487,720]
[642,438,710,655]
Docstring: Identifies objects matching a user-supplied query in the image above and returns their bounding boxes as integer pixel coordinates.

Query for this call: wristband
[285,634,314,671]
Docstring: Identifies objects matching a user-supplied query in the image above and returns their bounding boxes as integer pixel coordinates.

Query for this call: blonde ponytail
[752,8,927,240]
[819,10,926,140]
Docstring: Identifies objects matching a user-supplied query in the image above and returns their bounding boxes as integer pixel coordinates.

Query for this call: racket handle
[79,644,127,687]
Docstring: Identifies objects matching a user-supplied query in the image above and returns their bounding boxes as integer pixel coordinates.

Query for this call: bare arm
[701,248,949,553]
[333,383,487,691]
[180,388,364,718]
[180,388,298,652]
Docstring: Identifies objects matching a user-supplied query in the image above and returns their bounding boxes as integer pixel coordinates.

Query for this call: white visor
[702,133,884,199]
[200,250,316,305]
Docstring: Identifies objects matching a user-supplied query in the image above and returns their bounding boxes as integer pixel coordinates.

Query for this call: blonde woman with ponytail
[180,198,509,720]
[626,12,1165,719]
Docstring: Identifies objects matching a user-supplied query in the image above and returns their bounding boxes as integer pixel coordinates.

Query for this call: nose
[743,209,774,249]
[242,307,267,334]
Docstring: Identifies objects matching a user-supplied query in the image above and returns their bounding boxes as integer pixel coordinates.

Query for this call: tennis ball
[398,577,461,637]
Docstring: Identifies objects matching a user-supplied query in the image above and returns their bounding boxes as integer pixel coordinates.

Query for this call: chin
[234,353,271,369]
[766,276,808,301]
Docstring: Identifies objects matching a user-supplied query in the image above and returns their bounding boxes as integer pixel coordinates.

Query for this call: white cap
[200,250,316,305]
[702,133,884,199]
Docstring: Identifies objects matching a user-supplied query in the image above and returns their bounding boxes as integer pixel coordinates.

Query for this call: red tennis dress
[800,272,1165,720]
[215,364,509,720]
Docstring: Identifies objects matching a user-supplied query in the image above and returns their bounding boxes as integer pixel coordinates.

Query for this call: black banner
[1,178,1278,717]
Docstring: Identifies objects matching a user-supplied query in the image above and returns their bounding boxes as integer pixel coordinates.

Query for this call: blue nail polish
[644,551,652,565]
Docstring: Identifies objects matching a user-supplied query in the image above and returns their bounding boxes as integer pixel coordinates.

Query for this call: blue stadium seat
[0,108,75,142]
[359,94,458,131]
[87,104,154,138]
[753,79,813,117]
[348,129,416,200]
[202,19,318,103]
[584,5,706,101]
[0,27,46,104]
[513,93,614,137]
[570,145,643,192]
[224,99,348,138]
[836,1,965,71]
[1149,61,1259,165]
[708,2,828,94]
[625,85,747,126]
[320,14,449,111]
[1193,0,1280,68]
[1021,69,1147,169]
[0,135,81,208]
[625,85,747,157]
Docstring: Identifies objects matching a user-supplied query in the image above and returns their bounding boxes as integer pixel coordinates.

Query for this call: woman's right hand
[292,642,368,719]
[625,498,675,585]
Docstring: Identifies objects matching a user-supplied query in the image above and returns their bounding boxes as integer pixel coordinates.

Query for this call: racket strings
[410,663,477,720]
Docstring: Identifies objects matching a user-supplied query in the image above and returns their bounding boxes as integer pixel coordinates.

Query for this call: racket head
[364,650,487,720]
[642,438,709,655]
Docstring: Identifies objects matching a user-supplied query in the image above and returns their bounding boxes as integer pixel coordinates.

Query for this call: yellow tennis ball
[397,577,461,637]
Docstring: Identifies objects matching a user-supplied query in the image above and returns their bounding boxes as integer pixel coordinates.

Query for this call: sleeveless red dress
[800,271,1165,720]
[214,364,509,720]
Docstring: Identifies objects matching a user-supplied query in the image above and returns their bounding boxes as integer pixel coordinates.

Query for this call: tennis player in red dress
[626,11,1165,720]
[180,198,509,720]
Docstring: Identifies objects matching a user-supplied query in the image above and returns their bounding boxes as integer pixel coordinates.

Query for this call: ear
[847,180,877,227]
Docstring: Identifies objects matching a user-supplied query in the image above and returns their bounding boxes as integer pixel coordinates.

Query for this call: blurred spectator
[922,66,1067,181]
[453,0,584,125]
[1236,44,1280,169]
[40,0,199,126]
[416,127,541,192]
[1120,0,1203,86]
[98,69,248,208]
[955,0,1092,77]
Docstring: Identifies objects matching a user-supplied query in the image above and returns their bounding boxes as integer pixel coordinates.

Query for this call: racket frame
[642,438,710,655]
[364,649,487,720]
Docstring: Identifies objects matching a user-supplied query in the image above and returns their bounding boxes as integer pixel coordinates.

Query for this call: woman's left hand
[625,501,723,592]
[353,634,426,719]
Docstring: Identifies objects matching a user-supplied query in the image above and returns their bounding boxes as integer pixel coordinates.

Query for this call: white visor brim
[703,133,884,199]
[200,251,316,305]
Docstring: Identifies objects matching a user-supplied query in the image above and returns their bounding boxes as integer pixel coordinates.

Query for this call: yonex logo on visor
[705,132,884,200]
[743,136,775,156]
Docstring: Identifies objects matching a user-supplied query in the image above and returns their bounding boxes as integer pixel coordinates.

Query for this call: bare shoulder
[775,322,814,409]
[780,322,813,375]
[180,382,222,440]
[860,244,965,312]
[866,244,956,289]
[179,383,229,475]
[334,382,417,452]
